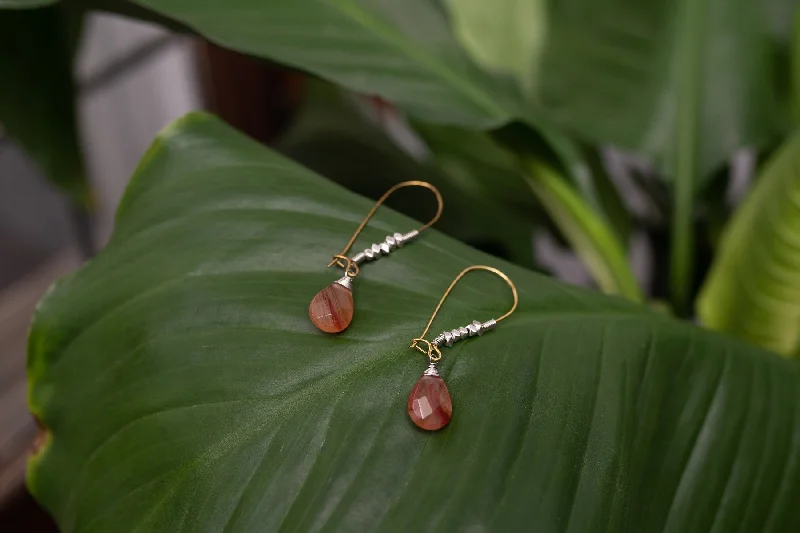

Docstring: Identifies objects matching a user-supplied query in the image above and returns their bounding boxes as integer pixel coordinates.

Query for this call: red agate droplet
[309,282,354,333]
[407,367,452,431]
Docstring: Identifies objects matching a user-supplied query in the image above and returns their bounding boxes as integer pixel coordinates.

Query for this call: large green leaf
[698,130,800,356]
[28,113,800,532]
[0,4,89,205]
[130,0,519,128]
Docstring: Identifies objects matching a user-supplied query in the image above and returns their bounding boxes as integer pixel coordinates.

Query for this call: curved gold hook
[410,338,442,362]
[328,181,443,275]
[411,265,518,361]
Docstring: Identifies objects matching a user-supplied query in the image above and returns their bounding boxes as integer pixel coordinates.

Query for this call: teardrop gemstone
[309,282,354,333]
[408,374,453,430]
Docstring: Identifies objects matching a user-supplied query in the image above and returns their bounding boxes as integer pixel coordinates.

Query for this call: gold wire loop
[412,265,518,362]
[410,338,443,362]
[328,255,360,277]
[329,181,443,273]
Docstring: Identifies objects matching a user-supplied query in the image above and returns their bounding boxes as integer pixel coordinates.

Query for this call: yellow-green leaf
[698,130,800,356]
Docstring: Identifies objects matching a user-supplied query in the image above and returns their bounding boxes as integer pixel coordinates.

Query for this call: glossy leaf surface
[27,113,800,532]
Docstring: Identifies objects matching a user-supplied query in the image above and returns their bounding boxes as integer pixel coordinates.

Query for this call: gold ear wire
[411,265,518,361]
[328,181,443,276]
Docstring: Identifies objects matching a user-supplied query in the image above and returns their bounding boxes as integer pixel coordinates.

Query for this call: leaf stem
[525,160,643,302]
[670,0,706,316]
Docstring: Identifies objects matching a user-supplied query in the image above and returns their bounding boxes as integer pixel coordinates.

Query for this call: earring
[309,181,443,334]
[408,265,518,431]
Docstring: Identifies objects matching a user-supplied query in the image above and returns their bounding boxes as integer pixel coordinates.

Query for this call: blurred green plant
[3,0,800,531]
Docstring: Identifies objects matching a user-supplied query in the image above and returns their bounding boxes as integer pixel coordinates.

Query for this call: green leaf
[28,112,800,532]
[0,4,90,206]
[524,160,642,301]
[130,0,519,128]
[441,0,547,92]
[698,129,800,356]
[534,0,780,187]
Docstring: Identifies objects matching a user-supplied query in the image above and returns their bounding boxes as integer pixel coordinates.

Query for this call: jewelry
[408,265,518,431]
[308,181,443,333]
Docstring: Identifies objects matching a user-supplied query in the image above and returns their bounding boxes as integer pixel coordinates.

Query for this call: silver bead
[404,230,419,241]
[432,318,498,351]
[350,231,417,267]
[443,330,454,347]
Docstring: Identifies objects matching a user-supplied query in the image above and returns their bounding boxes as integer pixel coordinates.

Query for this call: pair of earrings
[308,182,518,431]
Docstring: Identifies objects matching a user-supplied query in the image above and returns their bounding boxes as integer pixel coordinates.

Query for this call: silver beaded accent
[432,319,497,348]
[423,362,439,376]
[351,230,419,265]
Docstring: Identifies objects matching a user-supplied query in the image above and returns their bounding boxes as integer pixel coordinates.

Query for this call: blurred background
[0,3,784,528]
[2,14,204,529]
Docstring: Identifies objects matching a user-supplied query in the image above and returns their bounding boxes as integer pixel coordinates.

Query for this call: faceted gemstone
[407,374,453,430]
[309,282,354,333]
